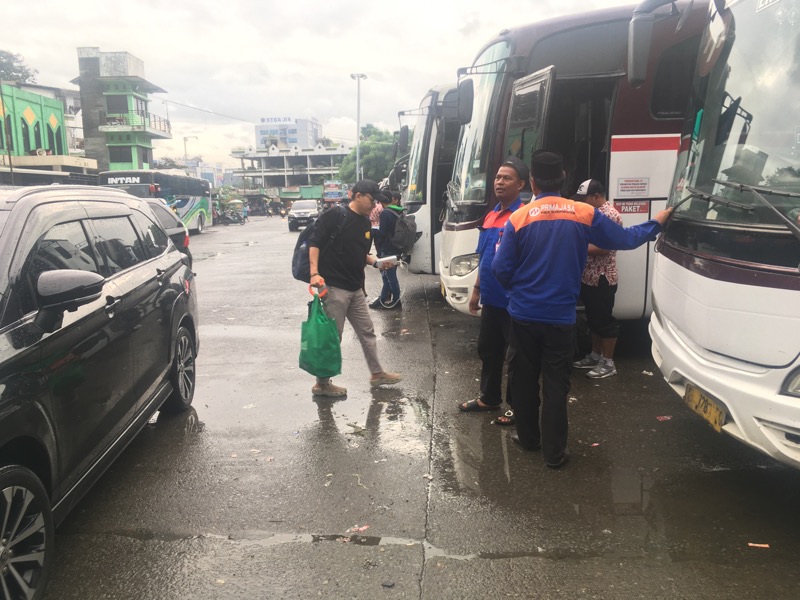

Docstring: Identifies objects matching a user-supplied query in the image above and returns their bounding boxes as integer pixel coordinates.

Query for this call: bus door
[505,66,556,168]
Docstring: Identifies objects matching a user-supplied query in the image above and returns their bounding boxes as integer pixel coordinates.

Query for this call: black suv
[147,199,193,267]
[0,186,199,597]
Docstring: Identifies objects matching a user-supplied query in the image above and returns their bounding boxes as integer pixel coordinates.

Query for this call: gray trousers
[317,286,383,384]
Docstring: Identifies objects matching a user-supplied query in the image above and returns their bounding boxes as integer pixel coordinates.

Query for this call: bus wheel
[195,214,205,234]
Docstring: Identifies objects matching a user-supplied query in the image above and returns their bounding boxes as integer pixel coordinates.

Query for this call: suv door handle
[105,296,121,317]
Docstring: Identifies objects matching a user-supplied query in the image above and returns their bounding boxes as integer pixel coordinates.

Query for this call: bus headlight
[450,253,479,277]
[782,367,800,398]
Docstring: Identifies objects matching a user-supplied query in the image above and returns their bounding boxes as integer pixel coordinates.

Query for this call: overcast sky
[5,0,631,167]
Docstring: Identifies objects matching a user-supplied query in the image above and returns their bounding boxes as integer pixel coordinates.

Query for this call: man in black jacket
[370,191,403,309]
[308,180,403,397]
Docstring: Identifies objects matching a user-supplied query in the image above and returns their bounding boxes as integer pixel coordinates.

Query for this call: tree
[0,50,37,83]
[337,124,396,183]
[153,156,182,169]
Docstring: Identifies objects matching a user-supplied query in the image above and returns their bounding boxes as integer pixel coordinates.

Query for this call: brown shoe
[312,381,348,397]
[370,372,402,387]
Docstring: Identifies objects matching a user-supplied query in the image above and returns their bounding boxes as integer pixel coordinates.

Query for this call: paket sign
[614,200,650,214]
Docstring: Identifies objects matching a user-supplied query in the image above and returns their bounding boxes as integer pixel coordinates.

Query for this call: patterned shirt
[369,203,383,228]
[581,201,622,286]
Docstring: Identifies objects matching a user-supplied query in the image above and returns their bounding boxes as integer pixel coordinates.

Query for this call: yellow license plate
[684,383,727,433]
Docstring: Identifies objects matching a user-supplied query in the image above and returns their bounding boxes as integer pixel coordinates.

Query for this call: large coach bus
[439,1,705,316]
[99,170,212,233]
[647,0,800,468]
[396,84,460,275]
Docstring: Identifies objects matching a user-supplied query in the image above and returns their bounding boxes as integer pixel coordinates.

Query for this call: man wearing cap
[458,156,529,424]
[572,179,623,379]
[492,151,672,468]
[308,180,403,397]
[370,191,404,309]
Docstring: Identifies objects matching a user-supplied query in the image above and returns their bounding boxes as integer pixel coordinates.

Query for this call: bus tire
[195,214,205,234]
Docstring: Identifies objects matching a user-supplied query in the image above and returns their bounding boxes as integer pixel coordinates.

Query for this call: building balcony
[98,110,171,139]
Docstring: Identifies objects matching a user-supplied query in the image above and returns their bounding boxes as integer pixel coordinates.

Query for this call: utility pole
[183,135,198,161]
[350,73,367,181]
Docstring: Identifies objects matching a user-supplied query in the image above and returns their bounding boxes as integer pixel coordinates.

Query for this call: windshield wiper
[714,179,800,242]
[679,186,755,212]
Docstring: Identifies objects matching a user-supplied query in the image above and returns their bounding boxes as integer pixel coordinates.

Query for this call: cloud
[3,0,631,166]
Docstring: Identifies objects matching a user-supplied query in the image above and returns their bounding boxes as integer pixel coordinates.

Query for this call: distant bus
[99,170,212,233]
[396,84,460,275]
[648,0,800,468]
[440,1,705,316]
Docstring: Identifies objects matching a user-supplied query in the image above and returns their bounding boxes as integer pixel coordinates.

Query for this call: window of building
[56,127,64,155]
[4,116,13,151]
[106,95,128,114]
[33,122,42,151]
[109,146,133,163]
[21,118,31,154]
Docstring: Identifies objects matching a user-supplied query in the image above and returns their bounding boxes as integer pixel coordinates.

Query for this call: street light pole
[350,73,367,181]
[183,135,198,161]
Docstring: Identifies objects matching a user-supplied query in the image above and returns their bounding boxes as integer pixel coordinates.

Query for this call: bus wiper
[714,179,800,242]
[681,186,755,212]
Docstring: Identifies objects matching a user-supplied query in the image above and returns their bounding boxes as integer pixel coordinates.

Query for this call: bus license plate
[684,383,727,433]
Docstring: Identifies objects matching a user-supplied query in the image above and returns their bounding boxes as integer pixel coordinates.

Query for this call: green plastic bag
[299,294,342,377]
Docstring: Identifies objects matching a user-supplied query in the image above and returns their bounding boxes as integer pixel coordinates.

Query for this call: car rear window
[149,203,182,229]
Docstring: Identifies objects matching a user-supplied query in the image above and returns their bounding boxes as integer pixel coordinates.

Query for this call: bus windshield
[668,1,800,267]
[402,95,434,206]
[449,41,511,221]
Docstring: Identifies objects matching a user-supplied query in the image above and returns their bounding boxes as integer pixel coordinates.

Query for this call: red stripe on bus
[611,137,680,152]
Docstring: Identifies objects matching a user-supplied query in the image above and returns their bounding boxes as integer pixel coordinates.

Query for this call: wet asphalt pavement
[44,216,800,599]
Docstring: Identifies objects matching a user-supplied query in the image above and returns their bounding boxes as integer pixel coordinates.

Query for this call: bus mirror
[457,79,474,126]
[628,12,655,86]
[399,126,409,153]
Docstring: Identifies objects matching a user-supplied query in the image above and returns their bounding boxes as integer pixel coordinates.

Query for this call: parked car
[147,199,193,267]
[287,200,320,231]
[0,185,199,598]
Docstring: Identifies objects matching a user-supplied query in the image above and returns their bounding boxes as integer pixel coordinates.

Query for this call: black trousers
[477,304,514,407]
[509,319,574,463]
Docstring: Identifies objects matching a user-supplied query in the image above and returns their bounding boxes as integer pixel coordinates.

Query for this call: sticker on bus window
[616,178,650,198]
[614,201,650,214]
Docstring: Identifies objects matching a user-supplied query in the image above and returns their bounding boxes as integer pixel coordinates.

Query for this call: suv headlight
[450,253,479,277]
[782,367,800,398]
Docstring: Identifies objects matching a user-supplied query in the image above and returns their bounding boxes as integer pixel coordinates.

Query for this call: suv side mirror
[35,270,105,333]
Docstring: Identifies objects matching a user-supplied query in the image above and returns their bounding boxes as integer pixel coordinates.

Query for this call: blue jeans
[380,266,400,304]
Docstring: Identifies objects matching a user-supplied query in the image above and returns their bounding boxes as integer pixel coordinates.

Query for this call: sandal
[458,398,501,412]
[492,409,515,426]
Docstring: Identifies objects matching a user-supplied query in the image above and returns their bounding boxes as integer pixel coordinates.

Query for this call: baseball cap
[574,179,605,198]
[530,150,563,181]
[500,156,530,182]
[351,179,388,203]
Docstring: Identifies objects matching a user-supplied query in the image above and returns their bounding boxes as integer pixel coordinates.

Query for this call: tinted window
[16,220,99,317]
[92,217,146,275]
[130,211,170,258]
[652,36,701,119]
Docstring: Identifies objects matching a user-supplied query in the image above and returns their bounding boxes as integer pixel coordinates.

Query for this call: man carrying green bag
[299,289,341,379]
[305,180,403,397]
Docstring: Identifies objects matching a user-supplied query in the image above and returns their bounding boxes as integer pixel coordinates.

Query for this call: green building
[72,47,171,172]
[0,83,68,156]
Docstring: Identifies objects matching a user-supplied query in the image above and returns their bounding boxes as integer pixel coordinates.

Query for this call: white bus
[440,2,705,316]
[648,0,800,468]
[396,84,460,275]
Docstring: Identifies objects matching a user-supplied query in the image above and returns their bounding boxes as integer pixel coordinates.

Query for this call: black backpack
[391,211,418,254]
[291,207,346,283]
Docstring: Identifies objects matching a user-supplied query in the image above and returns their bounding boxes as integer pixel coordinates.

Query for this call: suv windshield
[292,201,317,211]
[448,40,511,223]
[667,1,800,268]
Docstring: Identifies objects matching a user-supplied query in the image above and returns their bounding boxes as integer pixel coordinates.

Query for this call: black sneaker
[545,451,571,469]
[368,298,385,309]
[382,299,402,310]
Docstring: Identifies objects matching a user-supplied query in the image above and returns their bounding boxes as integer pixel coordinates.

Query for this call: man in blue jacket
[458,156,529,425]
[492,151,672,468]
